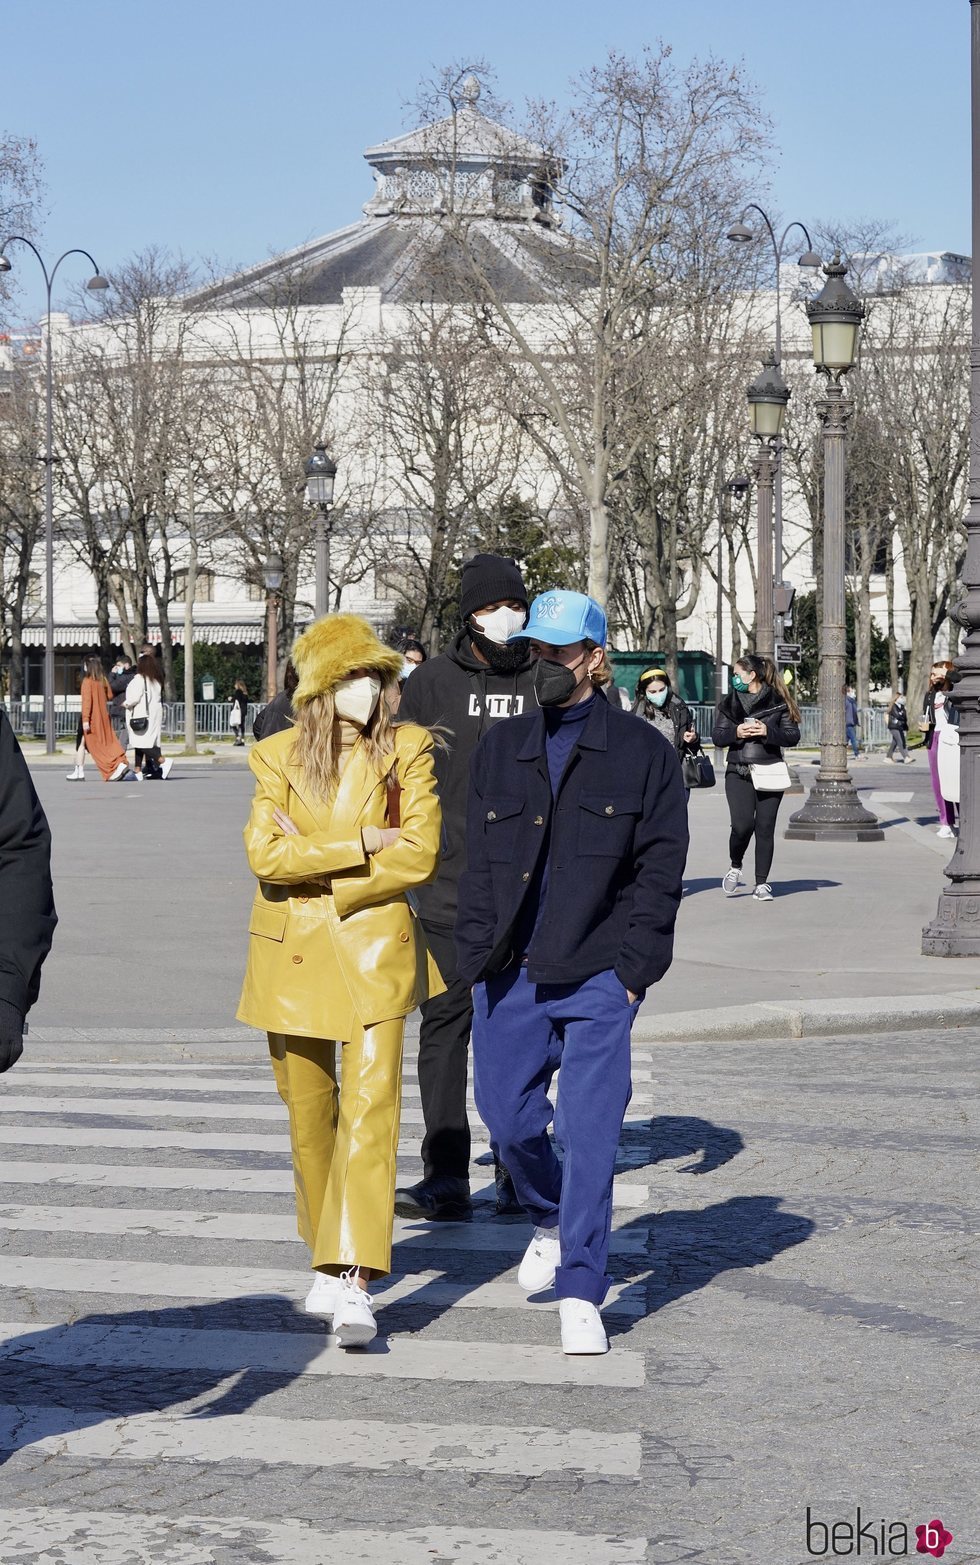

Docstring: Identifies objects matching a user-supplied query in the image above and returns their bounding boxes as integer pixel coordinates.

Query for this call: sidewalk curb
[631,989,980,1043]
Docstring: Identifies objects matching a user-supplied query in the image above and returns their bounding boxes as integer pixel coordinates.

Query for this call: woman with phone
[711,653,801,902]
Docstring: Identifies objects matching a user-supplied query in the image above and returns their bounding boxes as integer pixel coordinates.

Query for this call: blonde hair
[290,678,399,801]
[585,640,614,688]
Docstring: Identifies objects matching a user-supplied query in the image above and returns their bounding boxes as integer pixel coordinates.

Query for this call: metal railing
[2,699,265,742]
[690,703,896,751]
[2,697,907,750]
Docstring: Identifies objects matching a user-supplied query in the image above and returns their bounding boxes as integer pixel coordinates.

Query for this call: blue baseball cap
[511,589,608,648]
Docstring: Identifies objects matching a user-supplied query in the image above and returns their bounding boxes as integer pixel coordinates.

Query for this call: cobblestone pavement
[0,1028,976,1563]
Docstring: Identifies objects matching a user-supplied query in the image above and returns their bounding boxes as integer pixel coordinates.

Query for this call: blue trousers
[472,965,638,1306]
[846,723,860,757]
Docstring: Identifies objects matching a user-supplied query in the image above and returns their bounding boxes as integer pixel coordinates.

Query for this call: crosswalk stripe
[8,1064,656,1087]
[0,1160,652,1208]
[0,1125,654,1176]
[0,1255,646,1316]
[0,1510,649,1564]
[0,1094,502,1128]
[0,1402,641,1476]
[0,1319,644,1388]
[0,1202,650,1254]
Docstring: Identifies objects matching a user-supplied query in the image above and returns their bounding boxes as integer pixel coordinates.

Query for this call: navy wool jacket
[454,694,689,994]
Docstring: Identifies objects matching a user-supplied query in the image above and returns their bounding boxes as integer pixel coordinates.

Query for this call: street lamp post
[746,355,790,659]
[786,254,882,843]
[304,444,337,617]
[263,552,284,703]
[922,0,980,952]
[728,208,821,649]
[0,240,108,753]
[715,475,750,764]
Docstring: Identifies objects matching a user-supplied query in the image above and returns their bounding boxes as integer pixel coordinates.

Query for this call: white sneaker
[722,868,744,896]
[937,825,956,839]
[161,758,173,779]
[133,770,144,781]
[65,767,84,781]
[304,1271,341,1320]
[559,1298,608,1355]
[333,1268,377,1347]
[752,883,774,901]
[109,762,128,781]
[517,1226,561,1292]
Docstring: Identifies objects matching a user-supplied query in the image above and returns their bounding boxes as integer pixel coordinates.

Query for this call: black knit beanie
[459,554,528,622]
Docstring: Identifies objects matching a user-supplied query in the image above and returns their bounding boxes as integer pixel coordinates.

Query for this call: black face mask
[468,625,530,673]
[534,655,585,708]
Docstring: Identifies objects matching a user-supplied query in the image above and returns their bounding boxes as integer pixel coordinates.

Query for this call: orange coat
[81,677,128,781]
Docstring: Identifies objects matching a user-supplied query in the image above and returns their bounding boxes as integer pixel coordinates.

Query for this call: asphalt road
[26,754,980,1031]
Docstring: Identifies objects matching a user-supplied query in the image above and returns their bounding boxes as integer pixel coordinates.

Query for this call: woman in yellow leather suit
[238,613,443,1346]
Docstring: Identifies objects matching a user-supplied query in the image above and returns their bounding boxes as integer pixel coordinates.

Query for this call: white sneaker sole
[562,1336,609,1355]
[334,1316,377,1348]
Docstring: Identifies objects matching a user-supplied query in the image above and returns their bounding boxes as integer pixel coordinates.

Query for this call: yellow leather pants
[268,1019,404,1277]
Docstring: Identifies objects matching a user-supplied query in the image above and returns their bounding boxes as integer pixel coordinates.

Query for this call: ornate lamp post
[263,551,284,703]
[786,254,882,843]
[0,241,108,753]
[922,0,980,951]
[304,444,337,617]
[728,207,821,649]
[746,356,790,659]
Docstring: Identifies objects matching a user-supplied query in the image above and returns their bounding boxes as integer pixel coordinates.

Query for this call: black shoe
[394,1175,473,1221]
[494,1161,524,1216]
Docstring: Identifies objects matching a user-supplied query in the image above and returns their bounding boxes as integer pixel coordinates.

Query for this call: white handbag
[750,761,792,793]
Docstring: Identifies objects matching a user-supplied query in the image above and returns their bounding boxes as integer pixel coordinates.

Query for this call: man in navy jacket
[456,590,688,1355]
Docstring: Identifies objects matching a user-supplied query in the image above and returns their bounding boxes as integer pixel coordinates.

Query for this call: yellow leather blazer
[237,722,444,1036]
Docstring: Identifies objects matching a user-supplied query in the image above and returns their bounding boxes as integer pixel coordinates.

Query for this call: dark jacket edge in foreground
[0,710,57,1015]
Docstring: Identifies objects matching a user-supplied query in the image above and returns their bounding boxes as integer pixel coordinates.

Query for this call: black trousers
[725,769,783,884]
[416,922,472,1181]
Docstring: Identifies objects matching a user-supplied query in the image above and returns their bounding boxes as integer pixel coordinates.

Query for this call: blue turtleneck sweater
[514,691,597,961]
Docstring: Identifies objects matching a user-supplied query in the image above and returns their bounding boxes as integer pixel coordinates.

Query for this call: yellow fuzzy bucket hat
[291,615,403,708]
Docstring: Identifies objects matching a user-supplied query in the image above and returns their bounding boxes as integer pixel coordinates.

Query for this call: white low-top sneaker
[517,1226,561,1292]
[333,1269,377,1347]
[161,757,173,779]
[559,1298,609,1355]
[752,883,774,902]
[722,868,744,896]
[304,1271,341,1320]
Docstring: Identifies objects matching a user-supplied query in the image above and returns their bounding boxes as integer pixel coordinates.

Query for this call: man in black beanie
[396,553,537,1220]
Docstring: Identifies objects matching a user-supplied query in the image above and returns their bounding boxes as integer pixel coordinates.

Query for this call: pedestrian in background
[125,653,171,780]
[886,694,911,763]
[108,656,135,742]
[395,554,538,1223]
[401,639,427,676]
[456,590,688,1355]
[66,670,88,782]
[921,662,959,838]
[633,668,699,766]
[0,709,56,1074]
[845,686,861,759]
[230,680,248,746]
[712,653,801,902]
[238,614,444,1347]
[253,660,298,741]
[79,656,133,782]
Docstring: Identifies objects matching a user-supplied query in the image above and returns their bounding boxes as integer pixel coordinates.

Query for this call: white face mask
[401,659,416,680]
[334,674,381,728]
[472,605,527,646]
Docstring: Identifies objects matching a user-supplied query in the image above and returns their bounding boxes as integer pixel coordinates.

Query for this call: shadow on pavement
[0,1297,326,1466]
[683,877,840,898]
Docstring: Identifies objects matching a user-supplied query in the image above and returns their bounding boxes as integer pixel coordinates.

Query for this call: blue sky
[0,0,970,322]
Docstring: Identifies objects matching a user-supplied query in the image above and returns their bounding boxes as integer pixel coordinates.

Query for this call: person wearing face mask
[711,652,802,901]
[237,614,444,1347]
[456,590,688,1355]
[395,554,538,1222]
[634,669,699,766]
[886,692,911,763]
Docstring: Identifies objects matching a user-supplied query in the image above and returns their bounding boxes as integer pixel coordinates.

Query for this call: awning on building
[20,621,266,648]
